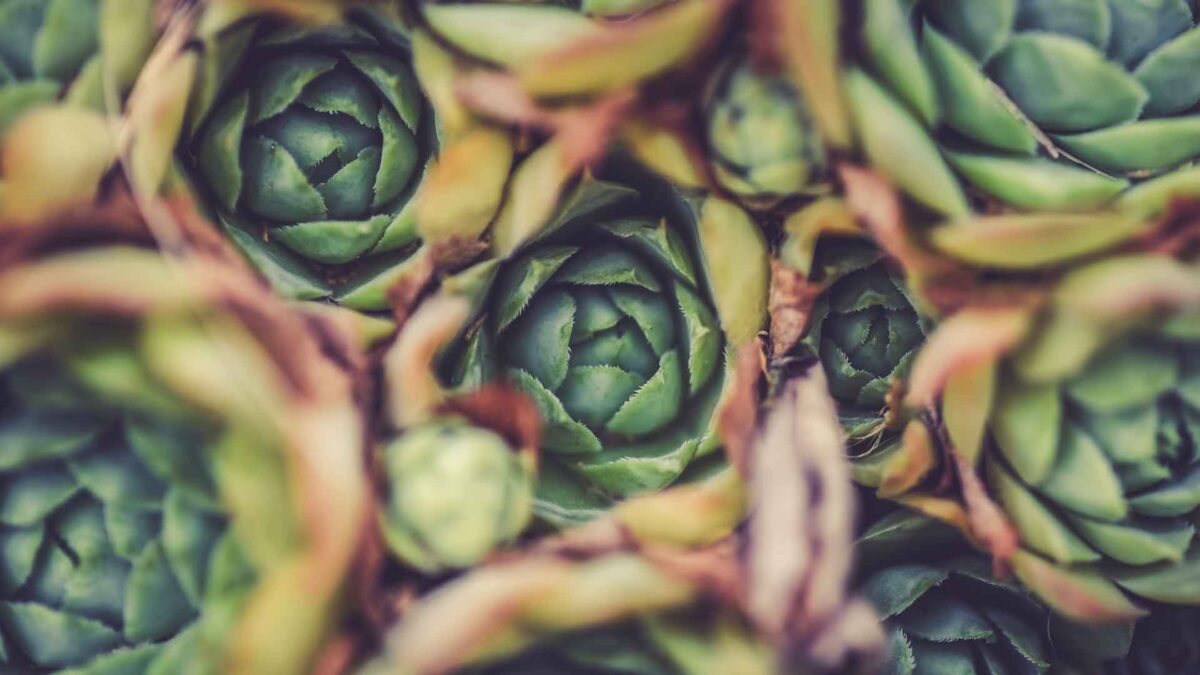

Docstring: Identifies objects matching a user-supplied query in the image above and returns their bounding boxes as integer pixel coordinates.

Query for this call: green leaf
[672,281,720,396]
[504,289,576,391]
[62,555,129,626]
[1036,424,1127,521]
[240,137,326,223]
[316,145,381,220]
[123,542,196,643]
[1128,464,1200,517]
[1113,552,1200,604]
[68,436,166,510]
[988,462,1100,564]
[1136,26,1200,116]
[601,217,696,286]
[422,4,602,68]
[0,408,106,471]
[923,26,1036,154]
[494,247,578,332]
[1104,0,1193,66]
[606,351,683,436]
[861,0,939,126]
[297,68,379,128]
[555,245,662,292]
[845,69,969,216]
[895,593,994,643]
[0,524,43,593]
[32,0,98,83]
[1055,116,1200,174]
[162,489,223,605]
[863,565,948,619]
[0,463,80,527]
[507,369,602,455]
[270,214,391,265]
[1068,515,1193,565]
[988,33,1146,132]
[246,54,336,125]
[0,602,122,669]
[1014,0,1111,50]
[373,104,418,208]
[992,379,1061,485]
[345,51,423,132]
[923,0,1015,61]
[945,152,1125,211]
[558,365,643,432]
[1066,342,1177,412]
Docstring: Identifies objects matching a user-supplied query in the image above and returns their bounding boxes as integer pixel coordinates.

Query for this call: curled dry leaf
[743,361,885,673]
[437,384,543,468]
[716,339,767,477]
[383,294,470,429]
[768,257,823,358]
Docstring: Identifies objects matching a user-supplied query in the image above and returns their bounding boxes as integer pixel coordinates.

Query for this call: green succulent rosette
[902,254,1200,620]
[851,0,1200,215]
[796,239,927,447]
[858,510,1132,675]
[440,168,768,524]
[1109,606,1200,674]
[704,57,827,209]
[0,231,365,672]
[379,418,534,572]
[182,8,435,311]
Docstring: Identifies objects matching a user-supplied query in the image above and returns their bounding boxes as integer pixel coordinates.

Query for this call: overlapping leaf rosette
[434,165,768,524]
[890,251,1200,623]
[787,237,928,468]
[856,509,1134,674]
[846,0,1200,216]
[0,0,156,221]
[0,208,366,672]
[162,5,441,311]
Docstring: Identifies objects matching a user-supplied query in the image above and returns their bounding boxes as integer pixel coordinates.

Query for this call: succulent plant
[797,238,926,446]
[379,418,533,572]
[857,509,1136,675]
[850,0,1200,214]
[441,168,768,523]
[0,223,365,673]
[183,8,435,311]
[897,253,1200,621]
[703,56,827,209]
[0,0,155,221]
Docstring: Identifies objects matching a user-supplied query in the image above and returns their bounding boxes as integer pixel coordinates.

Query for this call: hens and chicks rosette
[0,0,1198,673]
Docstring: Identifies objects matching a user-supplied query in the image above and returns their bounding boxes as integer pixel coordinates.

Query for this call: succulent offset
[185,9,434,310]
[797,239,925,444]
[379,419,533,571]
[851,0,1200,214]
[704,57,827,208]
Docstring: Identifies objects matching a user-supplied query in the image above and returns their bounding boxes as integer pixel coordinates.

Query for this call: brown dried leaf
[383,294,470,429]
[716,340,765,477]
[743,363,884,672]
[905,306,1034,409]
[768,258,823,358]
[438,385,542,467]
